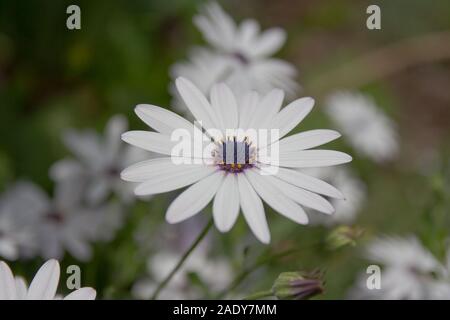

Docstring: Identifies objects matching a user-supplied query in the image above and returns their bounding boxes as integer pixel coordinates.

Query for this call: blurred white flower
[133,250,232,300]
[0,259,96,300]
[325,91,399,163]
[5,180,121,261]
[171,2,299,109]
[305,167,366,226]
[51,115,148,205]
[349,236,450,300]
[0,184,40,260]
[121,77,351,243]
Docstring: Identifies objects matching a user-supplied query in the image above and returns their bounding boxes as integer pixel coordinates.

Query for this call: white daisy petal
[27,259,60,300]
[175,77,220,131]
[278,150,352,168]
[238,91,260,129]
[277,129,341,152]
[121,131,175,155]
[105,115,128,162]
[270,97,315,139]
[237,174,270,244]
[14,277,28,299]
[252,28,286,58]
[213,174,240,232]
[249,89,284,129]
[122,157,198,182]
[274,167,344,199]
[135,165,216,196]
[246,169,309,224]
[135,104,194,135]
[0,261,17,300]
[166,171,225,223]
[64,287,96,300]
[210,83,239,131]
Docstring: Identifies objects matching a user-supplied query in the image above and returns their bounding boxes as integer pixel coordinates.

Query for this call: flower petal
[213,174,240,232]
[64,287,96,300]
[249,89,284,129]
[0,261,17,300]
[278,150,352,168]
[246,169,309,224]
[210,83,239,131]
[166,171,225,223]
[252,28,286,57]
[237,174,270,244]
[122,131,175,155]
[27,259,60,300]
[238,91,260,129]
[135,104,193,135]
[274,167,344,199]
[135,165,216,196]
[278,129,341,152]
[175,77,220,132]
[270,97,314,139]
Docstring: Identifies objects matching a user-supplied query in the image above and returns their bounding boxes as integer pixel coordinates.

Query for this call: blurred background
[0,0,449,299]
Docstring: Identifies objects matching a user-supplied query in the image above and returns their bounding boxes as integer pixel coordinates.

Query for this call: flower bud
[326,225,364,250]
[271,270,324,300]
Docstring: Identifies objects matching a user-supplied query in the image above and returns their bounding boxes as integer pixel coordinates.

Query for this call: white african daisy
[349,236,450,300]
[121,77,351,243]
[325,91,399,163]
[0,259,96,300]
[51,115,148,205]
[171,2,299,106]
[9,180,120,261]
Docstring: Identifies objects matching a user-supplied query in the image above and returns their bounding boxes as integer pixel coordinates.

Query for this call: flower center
[212,136,255,173]
[231,52,250,65]
[46,210,65,224]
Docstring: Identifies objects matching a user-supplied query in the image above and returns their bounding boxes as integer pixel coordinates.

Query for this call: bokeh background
[0,0,449,299]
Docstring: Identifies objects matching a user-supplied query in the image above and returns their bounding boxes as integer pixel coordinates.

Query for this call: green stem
[244,289,273,300]
[151,218,213,300]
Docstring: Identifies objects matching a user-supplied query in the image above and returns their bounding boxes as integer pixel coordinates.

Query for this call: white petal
[270,97,314,139]
[0,261,17,300]
[166,171,225,223]
[278,130,341,152]
[15,277,28,300]
[210,83,238,131]
[237,19,260,47]
[64,287,96,300]
[252,28,286,57]
[246,169,309,224]
[122,157,197,182]
[249,89,284,129]
[237,174,270,244]
[274,167,344,199]
[27,259,60,300]
[238,91,260,129]
[278,150,352,168]
[213,174,240,232]
[175,77,220,132]
[135,165,216,196]
[122,131,175,155]
[266,173,335,214]
[135,104,193,135]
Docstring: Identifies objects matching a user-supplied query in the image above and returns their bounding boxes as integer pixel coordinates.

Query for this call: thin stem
[243,289,273,300]
[151,218,214,300]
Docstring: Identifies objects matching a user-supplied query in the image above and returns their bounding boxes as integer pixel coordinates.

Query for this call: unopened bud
[326,225,364,250]
[271,270,324,300]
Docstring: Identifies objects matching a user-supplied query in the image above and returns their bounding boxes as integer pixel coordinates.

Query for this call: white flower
[305,167,366,226]
[349,236,450,300]
[121,77,351,243]
[0,183,41,260]
[7,180,120,261]
[51,115,148,205]
[0,259,96,300]
[171,2,299,107]
[133,250,232,300]
[325,91,399,163]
